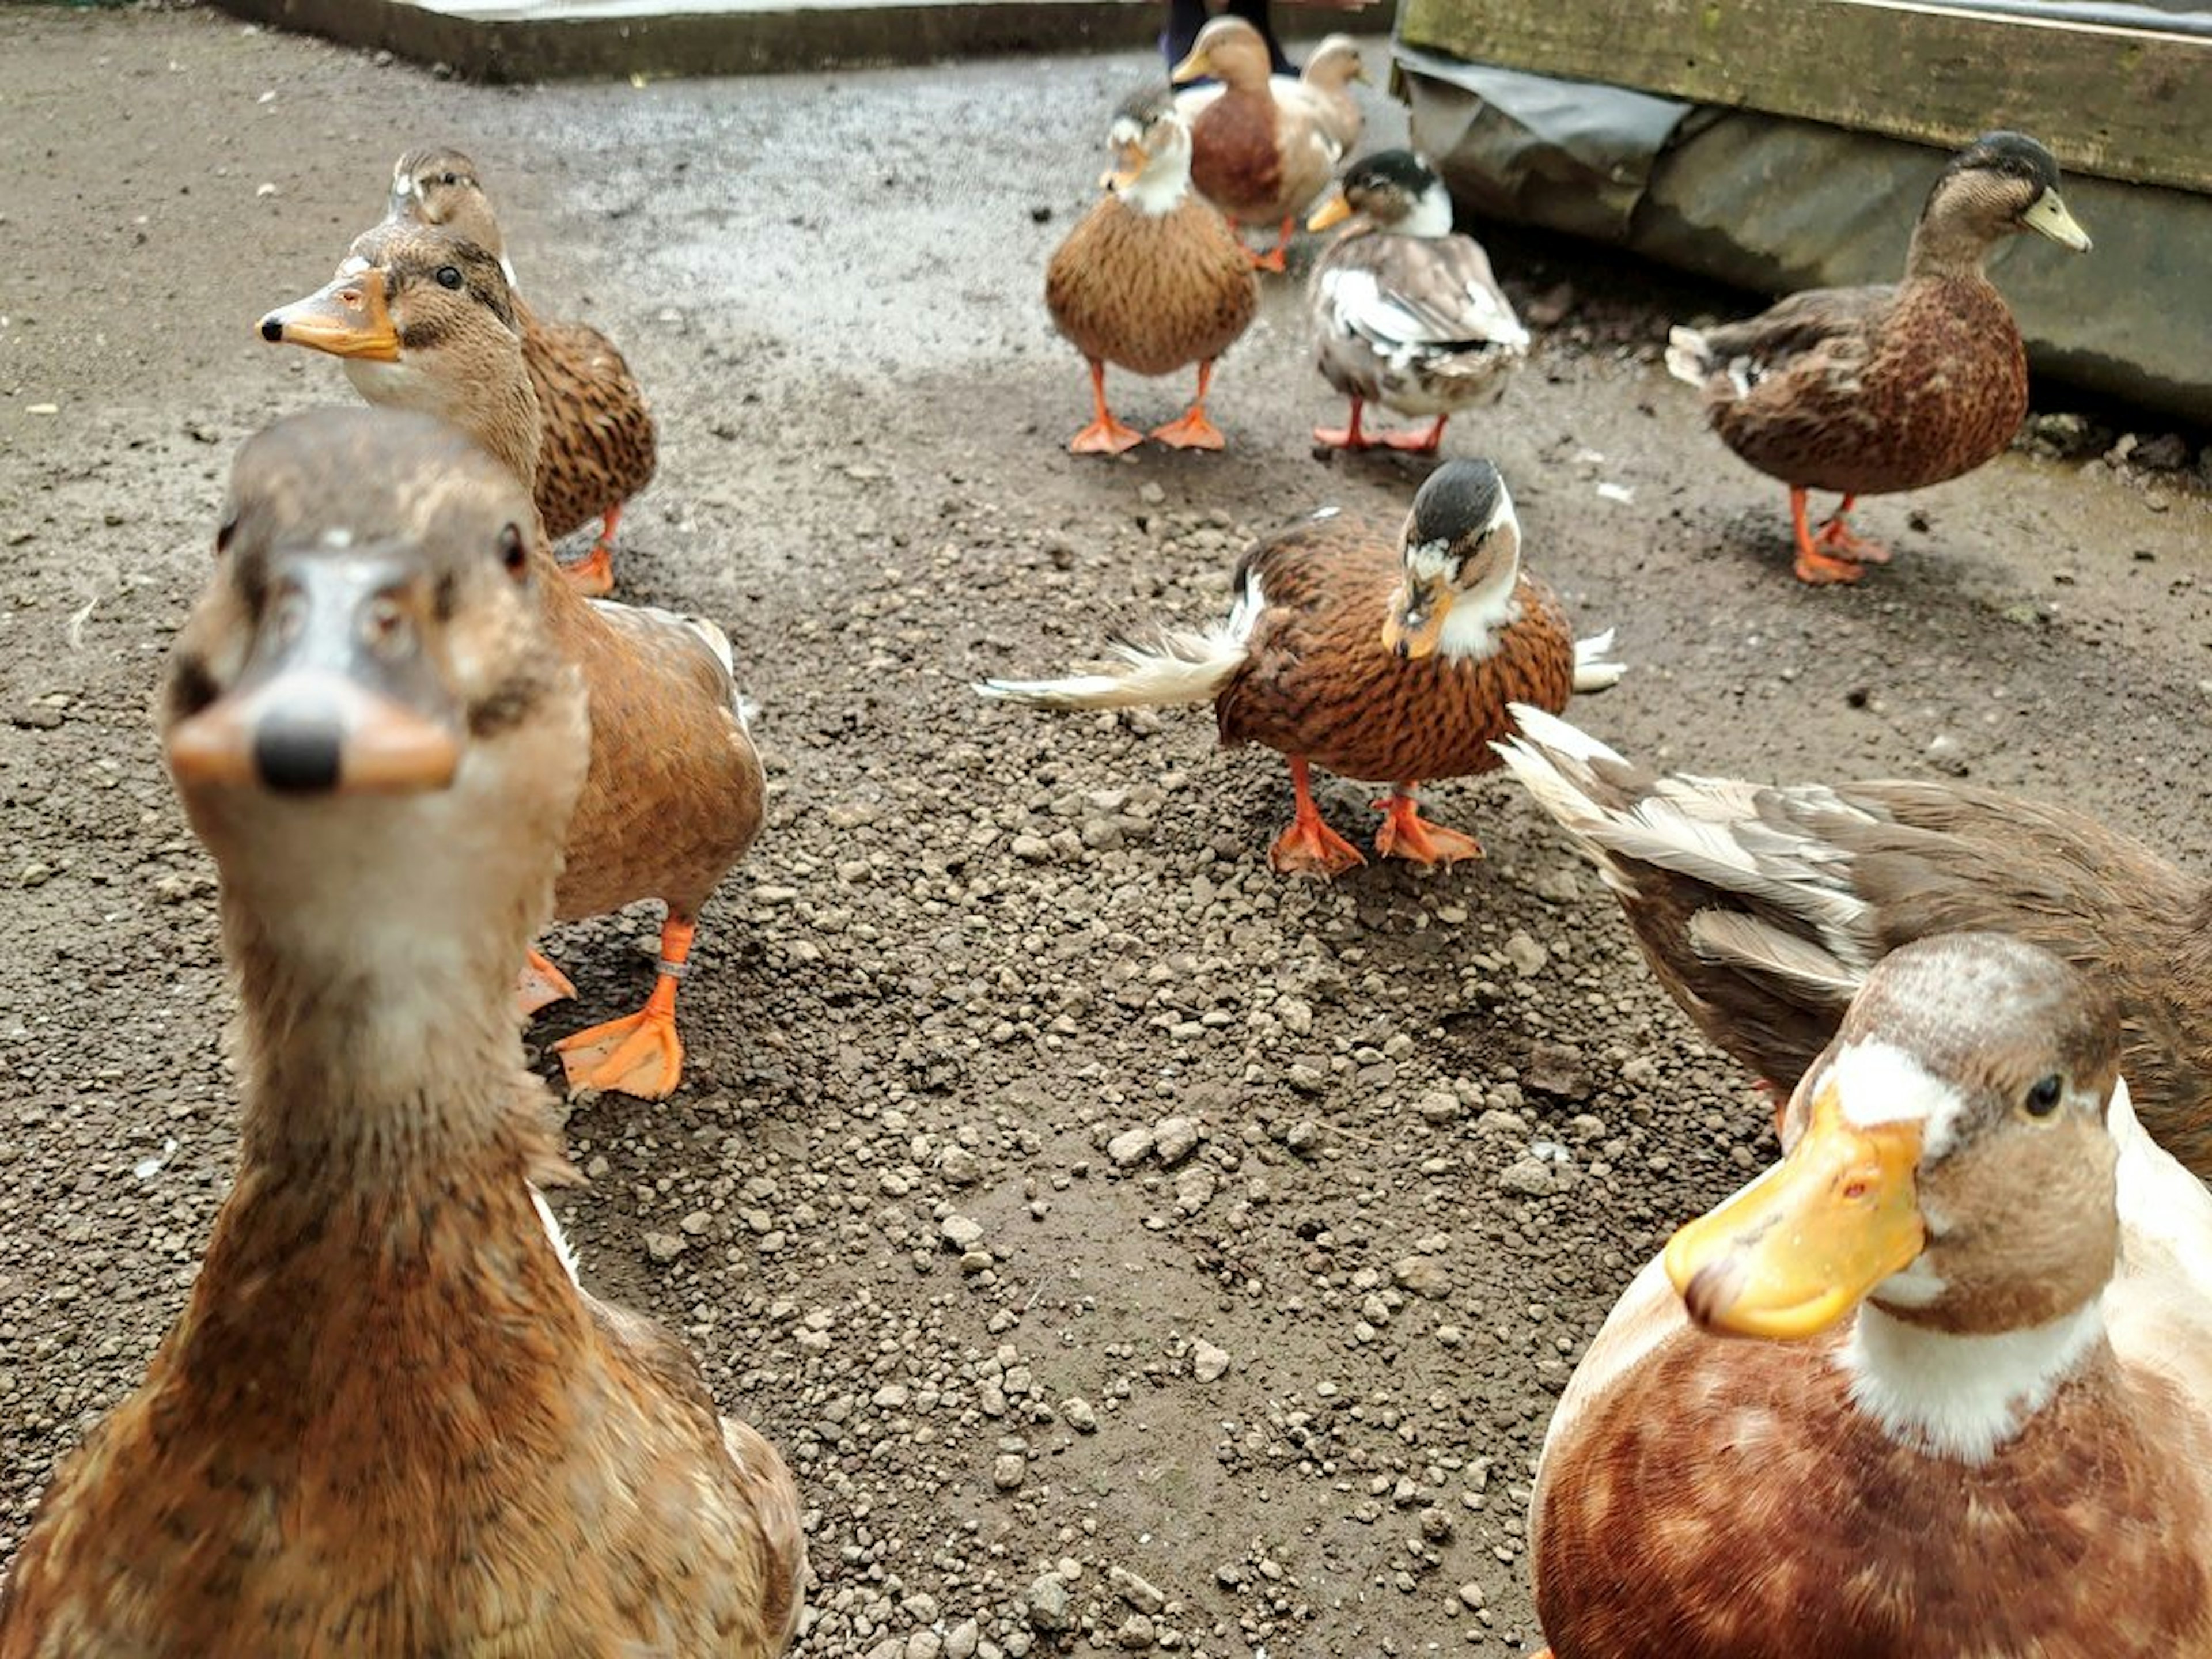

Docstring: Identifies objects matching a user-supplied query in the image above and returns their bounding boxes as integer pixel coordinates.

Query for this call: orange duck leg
[1245,216,1295,274]
[1380,415,1452,456]
[554,915,695,1100]
[1269,756,1366,877]
[1789,487,1868,585]
[1313,395,1377,451]
[1070,360,1146,455]
[558,502,621,598]
[1815,493,1892,565]
[516,945,577,1018]
[1374,784,1483,867]
[1150,361,1227,450]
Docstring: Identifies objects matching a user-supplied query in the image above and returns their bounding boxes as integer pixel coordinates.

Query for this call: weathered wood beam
[1397,0,2212,195]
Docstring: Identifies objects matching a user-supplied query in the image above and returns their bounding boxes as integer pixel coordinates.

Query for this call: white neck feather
[1840,1298,2105,1464]
[1436,558,1521,662]
[1122,154,1191,217]
[1401,182,1455,240]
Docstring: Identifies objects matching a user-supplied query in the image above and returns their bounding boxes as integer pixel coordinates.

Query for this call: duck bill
[1662,1081,1926,1340]
[1380,580,1451,660]
[166,551,461,796]
[2021,188,2092,252]
[1169,45,1211,83]
[1307,190,1353,233]
[1101,139,1148,194]
[257,267,402,361]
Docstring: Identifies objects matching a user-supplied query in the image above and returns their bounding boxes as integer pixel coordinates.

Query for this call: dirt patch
[3,10,2210,1656]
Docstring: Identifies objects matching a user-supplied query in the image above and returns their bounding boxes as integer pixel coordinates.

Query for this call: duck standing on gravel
[0,408,806,1658]
[1531,933,2212,1657]
[1305,149,1529,453]
[1665,131,2090,584]
[978,459,1623,875]
[362,144,657,598]
[1494,705,2212,1181]
[1046,86,1260,454]
[1170,16,1344,272]
[260,228,763,1102]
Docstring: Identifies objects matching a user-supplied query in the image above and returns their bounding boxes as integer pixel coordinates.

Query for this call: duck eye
[2024,1074,2065,1117]
[441,172,460,187]
[436,265,464,290]
[498,524,529,581]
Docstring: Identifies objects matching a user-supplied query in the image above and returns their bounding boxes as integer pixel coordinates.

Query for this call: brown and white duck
[1045,86,1260,454]
[979,459,1622,875]
[362,145,657,597]
[0,407,805,1658]
[1169,16,1344,272]
[1665,131,2090,584]
[260,228,763,1102]
[1175,33,1369,157]
[1532,933,2212,1658]
[1495,704,2212,1180]
[1306,149,1529,453]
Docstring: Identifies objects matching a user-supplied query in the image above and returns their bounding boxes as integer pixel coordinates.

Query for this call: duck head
[1309,149,1455,240]
[1170,16,1274,90]
[1100,87,1196,217]
[1381,459,1524,662]
[1910,131,2092,272]
[385,145,506,261]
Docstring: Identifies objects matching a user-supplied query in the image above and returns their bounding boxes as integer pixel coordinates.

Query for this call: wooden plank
[1396,0,2212,195]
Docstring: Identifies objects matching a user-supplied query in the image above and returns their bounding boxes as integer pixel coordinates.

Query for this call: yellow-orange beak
[1101,139,1148,195]
[1169,46,1211,84]
[1663,1078,1926,1340]
[257,267,401,362]
[1308,190,1353,233]
[1380,578,1451,660]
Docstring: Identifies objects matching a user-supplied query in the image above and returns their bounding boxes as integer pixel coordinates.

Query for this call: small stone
[1457,1581,1487,1610]
[907,1633,944,1659]
[941,1214,984,1250]
[1108,1126,1154,1168]
[1419,1506,1453,1541]
[1415,1090,1459,1124]
[679,1209,712,1236]
[1192,1338,1230,1382]
[1497,1158,1558,1197]
[1173,1165,1215,1214]
[1925,733,1971,777]
[1285,1118,1322,1150]
[1503,932,1548,976]
[1062,1396,1099,1433]
[1393,1255,1452,1299]
[993,1453,1025,1490]
[1110,1566,1167,1615]
[1012,835,1052,863]
[1152,1115,1200,1166]
[1027,1575,1073,1631]
[1114,1613,1157,1649]
[945,1620,981,1659]
[940,1146,983,1185]
[873,1382,911,1409]
[643,1232,685,1262]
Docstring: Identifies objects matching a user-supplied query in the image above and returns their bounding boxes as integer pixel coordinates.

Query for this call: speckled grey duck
[1169,16,1342,273]
[1306,149,1529,453]
[260,229,763,1103]
[1496,706,2212,1180]
[367,145,658,597]
[979,460,1623,876]
[1531,935,2212,1659]
[0,407,805,1659]
[1045,87,1259,454]
[1666,131,2089,584]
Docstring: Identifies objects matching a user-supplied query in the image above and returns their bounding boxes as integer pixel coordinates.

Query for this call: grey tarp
[1398,44,2212,422]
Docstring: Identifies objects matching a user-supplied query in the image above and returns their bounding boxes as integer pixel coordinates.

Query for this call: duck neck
[1902,213,2003,282]
[345,348,544,498]
[1839,1297,2108,1464]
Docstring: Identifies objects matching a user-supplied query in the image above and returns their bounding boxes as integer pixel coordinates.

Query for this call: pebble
[1111,1566,1167,1615]
[1152,1115,1199,1166]
[1497,1158,1560,1197]
[1503,932,1548,976]
[939,1146,983,1185]
[643,1231,685,1262]
[1392,1255,1452,1299]
[945,1620,981,1659]
[941,1215,984,1250]
[1062,1396,1099,1433]
[1192,1338,1230,1382]
[993,1453,1025,1490]
[1108,1126,1154,1168]
[1027,1575,1073,1631]
[1415,1089,1459,1124]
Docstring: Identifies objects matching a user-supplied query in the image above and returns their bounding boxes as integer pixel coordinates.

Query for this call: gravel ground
[3,9,2210,1656]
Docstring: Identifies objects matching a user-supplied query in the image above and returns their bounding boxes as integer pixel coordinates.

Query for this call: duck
[1170,16,1344,273]
[1665,131,2090,584]
[363,144,658,598]
[0,407,806,1658]
[1044,86,1259,454]
[259,227,764,1102]
[1305,148,1529,453]
[1174,32,1368,156]
[1493,704,2212,1180]
[978,459,1623,876]
[1529,933,2212,1658]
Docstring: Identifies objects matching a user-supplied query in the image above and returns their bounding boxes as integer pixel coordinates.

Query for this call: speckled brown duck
[1306,149,1529,453]
[1046,87,1259,454]
[1175,33,1369,157]
[365,145,657,597]
[979,460,1623,876]
[1170,16,1343,273]
[1665,131,2090,584]
[260,229,763,1103]
[1496,706,2212,1180]
[1531,934,2212,1659]
[0,408,805,1658]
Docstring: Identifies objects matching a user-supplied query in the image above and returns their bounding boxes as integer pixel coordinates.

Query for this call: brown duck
[1665,131,2090,584]
[260,229,763,1102]
[1174,33,1369,157]
[1533,935,2212,1659]
[366,145,657,597]
[979,459,1623,875]
[1046,87,1259,453]
[0,407,805,1658]
[1496,705,2212,1180]
[1170,16,1343,273]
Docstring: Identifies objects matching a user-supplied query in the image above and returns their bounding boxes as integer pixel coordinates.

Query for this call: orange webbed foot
[558,541,616,598]
[555,1005,685,1100]
[1070,416,1146,455]
[517,947,577,1018]
[1378,417,1449,455]
[1151,407,1226,450]
[1815,517,1892,565]
[1246,245,1289,274]
[1792,545,1869,585]
[1373,793,1483,867]
[1270,816,1367,878]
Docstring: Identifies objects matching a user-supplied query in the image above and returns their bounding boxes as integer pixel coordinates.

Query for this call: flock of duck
[0,28,2207,1659]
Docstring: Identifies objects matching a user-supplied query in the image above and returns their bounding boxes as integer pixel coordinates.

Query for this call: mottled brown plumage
[1171,17,1342,272]
[260,230,762,1101]
[0,409,804,1658]
[1495,709,2212,1179]
[979,460,1622,874]
[1044,90,1258,453]
[371,146,657,596]
[1532,936,2212,1658]
[1666,131,2090,584]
